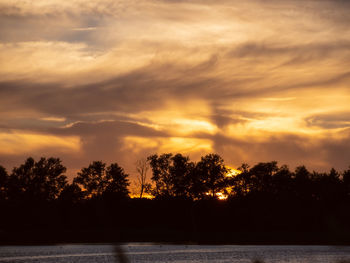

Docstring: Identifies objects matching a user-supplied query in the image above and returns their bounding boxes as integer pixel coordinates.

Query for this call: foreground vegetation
[1,153,350,244]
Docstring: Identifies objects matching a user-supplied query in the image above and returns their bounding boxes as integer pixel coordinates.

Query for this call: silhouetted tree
[248,161,279,194]
[8,157,67,202]
[148,153,196,199]
[271,164,293,196]
[329,168,340,181]
[294,165,310,181]
[169,153,195,199]
[293,165,311,200]
[135,158,150,198]
[230,163,250,197]
[0,165,8,201]
[74,161,106,198]
[1,155,350,244]
[343,167,350,184]
[313,168,342,202]
[104,163,130,198]
[342,167,350,201]
[74,161,130,199]
[195,153,228,199]
[230,162,293,198]
[148,153,173,197]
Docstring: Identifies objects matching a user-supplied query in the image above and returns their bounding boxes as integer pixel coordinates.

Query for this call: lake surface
[1,244,350,262]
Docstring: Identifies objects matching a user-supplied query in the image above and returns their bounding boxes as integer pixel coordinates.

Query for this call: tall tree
[9,157,67,202]
[230,163,251,197]
[195,153,228,199]
[148,153,173,197]
[105,163,130,198]
[343,167,350,184]
[74,161,106,198]
[313,168,341,202]
[74,161,130,199]
[248,161,279,193]
[271,164,293,196]
[169,153,194,199]
[293,165,312,200]
[148,153,195,199]
[135,158,149,198]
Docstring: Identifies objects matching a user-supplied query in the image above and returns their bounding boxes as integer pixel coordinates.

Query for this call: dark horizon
[1,153,350,197]
[1,153,350,245]
[1,0,350,178]
[1,0,350,249]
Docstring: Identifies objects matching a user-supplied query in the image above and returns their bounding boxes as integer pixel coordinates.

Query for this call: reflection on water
[1,244,350,263]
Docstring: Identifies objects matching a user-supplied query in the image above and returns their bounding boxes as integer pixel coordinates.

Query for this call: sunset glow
[1,0,350,179]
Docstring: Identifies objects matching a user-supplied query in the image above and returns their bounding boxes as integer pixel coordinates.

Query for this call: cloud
[1,0,350,176]
[305,112,350,129]
[230,41,350,62]
[50,119,165,137]
[210,129,350,171]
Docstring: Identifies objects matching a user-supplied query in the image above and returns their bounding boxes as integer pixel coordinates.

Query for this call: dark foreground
[1,198,350,245]
[2,157,350,245]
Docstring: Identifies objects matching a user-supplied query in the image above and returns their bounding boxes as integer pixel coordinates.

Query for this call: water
[1,244,350,262]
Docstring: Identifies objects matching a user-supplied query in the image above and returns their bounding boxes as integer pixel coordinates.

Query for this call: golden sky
[1,0,350,178]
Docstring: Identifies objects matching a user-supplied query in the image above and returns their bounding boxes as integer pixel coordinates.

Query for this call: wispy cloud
[0,0,350,176]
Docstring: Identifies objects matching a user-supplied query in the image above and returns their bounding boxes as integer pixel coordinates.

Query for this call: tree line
[1,153,350,203]
[1,153,350,244]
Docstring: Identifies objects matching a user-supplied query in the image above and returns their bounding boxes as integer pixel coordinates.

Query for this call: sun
[212,166,242,200]
[225,166,242,177]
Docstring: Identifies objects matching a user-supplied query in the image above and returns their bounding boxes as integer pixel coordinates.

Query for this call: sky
[1,0,350,180]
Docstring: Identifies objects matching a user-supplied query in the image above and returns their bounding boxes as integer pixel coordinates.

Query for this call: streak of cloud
[1,0,350,177]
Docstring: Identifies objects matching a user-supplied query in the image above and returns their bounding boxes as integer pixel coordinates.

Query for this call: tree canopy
[74,161,130,199]
[7,157,67,202]
[1,154,350,203]
[1,154,350,244]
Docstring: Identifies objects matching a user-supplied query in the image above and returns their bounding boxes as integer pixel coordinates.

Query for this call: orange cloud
[0,131,80,155]
[0,0,350,175]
